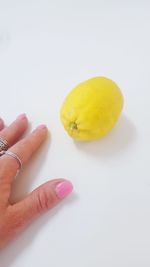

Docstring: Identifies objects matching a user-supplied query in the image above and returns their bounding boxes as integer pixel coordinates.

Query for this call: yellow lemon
[60,77,124,141]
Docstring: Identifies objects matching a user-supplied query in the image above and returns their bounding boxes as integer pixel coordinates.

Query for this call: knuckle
[26,139,35,153]
[34,189,56,214]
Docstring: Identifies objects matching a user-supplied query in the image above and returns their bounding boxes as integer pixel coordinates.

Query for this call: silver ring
[1,151,22,170]
[0,137,9,152]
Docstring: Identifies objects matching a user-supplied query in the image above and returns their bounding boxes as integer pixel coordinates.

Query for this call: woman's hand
[0,114,73,249]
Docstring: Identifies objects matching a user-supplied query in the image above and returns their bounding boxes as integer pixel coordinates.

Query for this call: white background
[0,1,150,266]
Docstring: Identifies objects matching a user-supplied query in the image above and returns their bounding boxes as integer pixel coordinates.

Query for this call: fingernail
[16,113,26,120]
[55,181,73,199]
[37,124,47,130]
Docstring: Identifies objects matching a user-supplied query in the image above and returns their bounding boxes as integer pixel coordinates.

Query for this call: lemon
[60,77,124,141]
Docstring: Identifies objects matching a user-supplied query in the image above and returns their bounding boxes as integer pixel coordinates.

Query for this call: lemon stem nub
[70,122,78,131]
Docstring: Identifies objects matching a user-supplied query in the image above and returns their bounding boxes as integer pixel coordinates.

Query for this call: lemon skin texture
[60,77,124,141]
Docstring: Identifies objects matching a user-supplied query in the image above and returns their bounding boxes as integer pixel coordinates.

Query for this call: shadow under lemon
[74,115,137,158]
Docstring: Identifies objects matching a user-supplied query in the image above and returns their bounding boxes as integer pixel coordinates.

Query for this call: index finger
[0,124,48,184]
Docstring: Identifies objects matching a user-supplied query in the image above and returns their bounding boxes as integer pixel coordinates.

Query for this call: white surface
[0,1,150,266]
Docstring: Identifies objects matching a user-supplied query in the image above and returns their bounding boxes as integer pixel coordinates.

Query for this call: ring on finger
[0,150,22,171]
[0,137,9,152]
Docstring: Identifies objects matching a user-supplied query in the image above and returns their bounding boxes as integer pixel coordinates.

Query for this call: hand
[0,114,73,249]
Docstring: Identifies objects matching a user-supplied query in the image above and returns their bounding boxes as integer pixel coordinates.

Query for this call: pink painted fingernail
[55,181,73,199]
[16,113,26,120]
[37,124,47,130]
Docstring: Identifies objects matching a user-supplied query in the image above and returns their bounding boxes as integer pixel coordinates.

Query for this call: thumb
[14,179,73,227]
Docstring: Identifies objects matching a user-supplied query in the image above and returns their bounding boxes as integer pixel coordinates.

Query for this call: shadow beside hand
[10,133,51,203]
